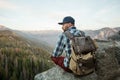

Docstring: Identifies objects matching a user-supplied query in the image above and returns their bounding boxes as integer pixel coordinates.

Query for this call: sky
[0,0,120,30]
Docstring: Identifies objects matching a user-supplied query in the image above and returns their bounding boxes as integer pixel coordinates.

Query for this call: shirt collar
[68,26,76,30]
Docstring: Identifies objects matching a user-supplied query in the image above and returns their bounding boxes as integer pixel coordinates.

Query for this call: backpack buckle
[79,63,82,67]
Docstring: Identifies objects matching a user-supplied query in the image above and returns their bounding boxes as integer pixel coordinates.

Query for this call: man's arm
[64,38,71,67]
[52,34,65,57]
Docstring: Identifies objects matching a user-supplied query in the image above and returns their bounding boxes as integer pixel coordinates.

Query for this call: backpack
[64,30,98,75]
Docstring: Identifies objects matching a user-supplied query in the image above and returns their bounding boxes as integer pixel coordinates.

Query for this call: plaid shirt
[52,26,84,67]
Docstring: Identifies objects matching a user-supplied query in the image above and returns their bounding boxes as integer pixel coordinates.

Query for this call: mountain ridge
[0,25,119,47]
[0,27,53,80]
[24,27,120,47]
[0,25,11,30]
[84,27,119,40]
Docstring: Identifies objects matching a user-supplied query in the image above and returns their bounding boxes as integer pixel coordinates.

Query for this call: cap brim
[58,22,63,25]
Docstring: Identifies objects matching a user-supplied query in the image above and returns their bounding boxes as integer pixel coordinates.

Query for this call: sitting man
[51,16,85,72]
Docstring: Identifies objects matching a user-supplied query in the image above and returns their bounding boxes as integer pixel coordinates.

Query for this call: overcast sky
[0,0,120,30]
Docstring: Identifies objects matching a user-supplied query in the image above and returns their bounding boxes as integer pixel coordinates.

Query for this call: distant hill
[23,30,61,47]
[14,30,53,53]
[0,25,10,30]
[25,27,120,47]
[108,31,120,41]
[84,27,119,40]
[0,27,53,80]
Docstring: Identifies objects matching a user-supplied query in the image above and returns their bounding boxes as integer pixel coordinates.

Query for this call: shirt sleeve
[64,38,71,67]
[52,33,65,57]
[65,38,71,59]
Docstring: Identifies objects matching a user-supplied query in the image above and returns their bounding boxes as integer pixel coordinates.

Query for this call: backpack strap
[64,30,74,40]
[64,30,85,39]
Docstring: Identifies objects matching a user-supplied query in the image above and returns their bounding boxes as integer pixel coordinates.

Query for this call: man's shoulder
[69,28,85,36]
[69,28,79,33]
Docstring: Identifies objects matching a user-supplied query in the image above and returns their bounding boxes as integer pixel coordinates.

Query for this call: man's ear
[69,23,73,26]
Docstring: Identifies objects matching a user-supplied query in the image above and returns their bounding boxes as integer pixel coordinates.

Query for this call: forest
[0,30,53,80]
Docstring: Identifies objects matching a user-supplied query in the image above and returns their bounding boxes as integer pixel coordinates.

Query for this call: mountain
[0,27,53,80]
[114,27,120,31]
[24,27,120,47]
[23,30,61,47]
[0,25,10,30]
[108,31,120,41]
[14,30,53,53]
[84,27,119,40]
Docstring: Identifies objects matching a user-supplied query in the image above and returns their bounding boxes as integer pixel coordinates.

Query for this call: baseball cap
[58,16,75,25]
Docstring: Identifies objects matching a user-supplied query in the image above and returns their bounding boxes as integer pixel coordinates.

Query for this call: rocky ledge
[34,47,120,80]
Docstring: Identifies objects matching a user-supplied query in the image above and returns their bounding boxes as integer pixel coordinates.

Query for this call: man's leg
[51,56,72,73]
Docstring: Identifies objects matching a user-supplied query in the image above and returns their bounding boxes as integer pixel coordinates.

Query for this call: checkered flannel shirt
[52,26,84,67]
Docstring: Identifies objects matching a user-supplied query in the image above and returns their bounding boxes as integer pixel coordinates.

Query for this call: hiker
[51,16,85,72]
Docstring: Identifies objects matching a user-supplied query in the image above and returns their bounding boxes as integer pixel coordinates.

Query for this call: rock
[34,66,97,80]
[95,47,120,80]
[34,47,120,80]
[114,47,120,64]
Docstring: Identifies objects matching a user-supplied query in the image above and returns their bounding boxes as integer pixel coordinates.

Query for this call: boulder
[95,47,120,80]
[34,47,120,80]
[34,66,97,80]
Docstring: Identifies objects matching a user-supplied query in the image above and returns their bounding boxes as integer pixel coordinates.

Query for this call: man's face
[62,23,71,31]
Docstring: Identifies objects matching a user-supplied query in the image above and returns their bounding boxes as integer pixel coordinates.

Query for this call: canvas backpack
[64,30,98,75]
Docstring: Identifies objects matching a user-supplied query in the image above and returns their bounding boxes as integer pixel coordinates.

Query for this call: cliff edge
[34,47,120,80]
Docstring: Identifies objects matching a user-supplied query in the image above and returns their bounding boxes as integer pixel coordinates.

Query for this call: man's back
[51,16,85,72]
[52,26,85,67]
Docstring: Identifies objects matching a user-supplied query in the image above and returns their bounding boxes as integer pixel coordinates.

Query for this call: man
[51,16,85,72]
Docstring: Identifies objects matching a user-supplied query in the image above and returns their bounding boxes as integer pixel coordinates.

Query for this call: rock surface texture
[34,47,120,80]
